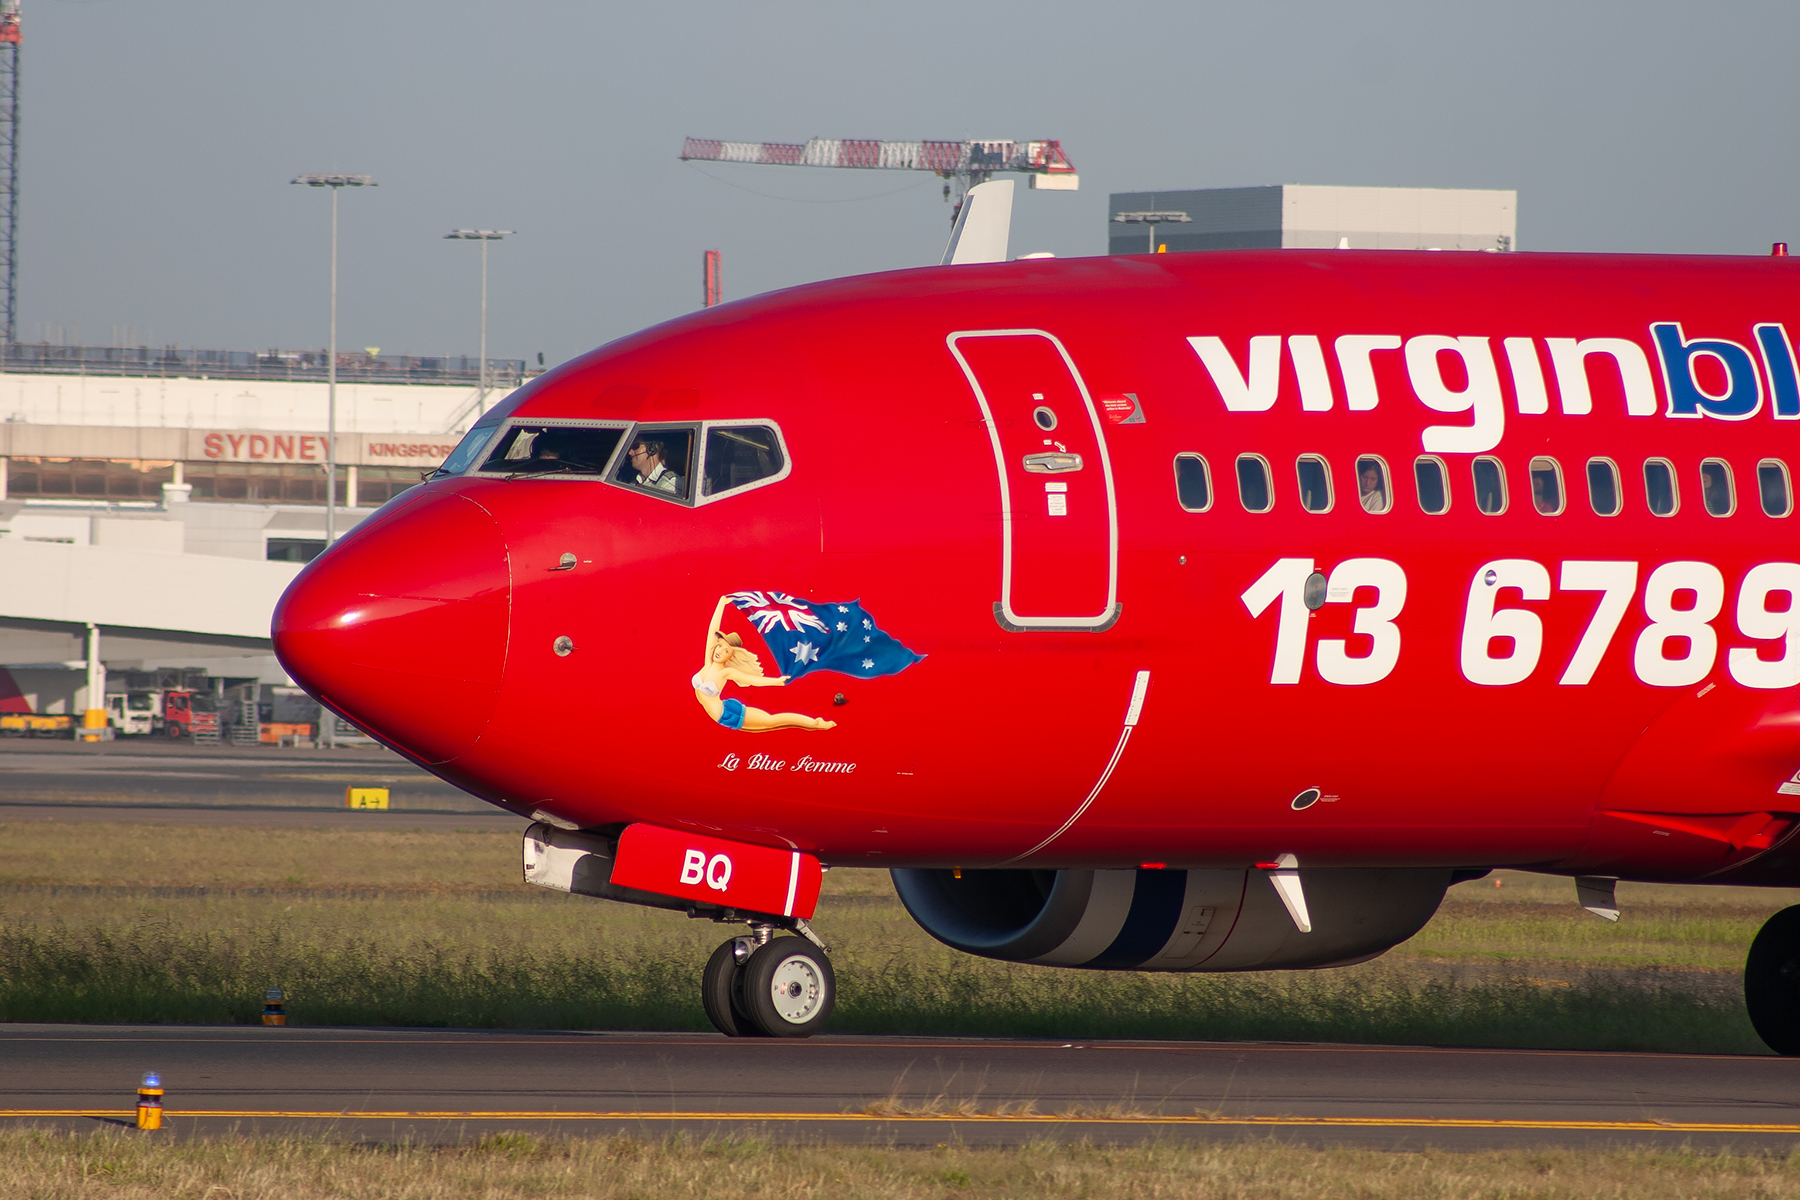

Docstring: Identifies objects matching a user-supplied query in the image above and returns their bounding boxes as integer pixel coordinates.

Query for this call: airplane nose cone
[273,493,511,764]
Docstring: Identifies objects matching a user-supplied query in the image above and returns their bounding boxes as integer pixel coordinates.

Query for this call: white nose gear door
[949,329,1120,631]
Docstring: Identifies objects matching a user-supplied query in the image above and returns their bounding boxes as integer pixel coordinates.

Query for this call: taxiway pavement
[2,1025,1796,1148]
[0,738,519,828]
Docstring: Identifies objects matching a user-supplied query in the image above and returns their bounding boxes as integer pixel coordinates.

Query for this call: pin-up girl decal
[693,595,837,732]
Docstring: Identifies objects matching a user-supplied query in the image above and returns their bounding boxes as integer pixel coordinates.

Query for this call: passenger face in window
[1358,464,1386,512]
[1529,461,1561,515]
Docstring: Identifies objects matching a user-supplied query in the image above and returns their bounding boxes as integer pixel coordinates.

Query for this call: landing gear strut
[702,922,835,1038]
[1746,904,1800,1054]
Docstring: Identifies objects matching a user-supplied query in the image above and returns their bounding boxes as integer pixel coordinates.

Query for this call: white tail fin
[941,179,1014,265]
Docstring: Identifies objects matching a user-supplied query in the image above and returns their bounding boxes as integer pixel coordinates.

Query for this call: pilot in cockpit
[626,437,684,494]
[532,431,567,466]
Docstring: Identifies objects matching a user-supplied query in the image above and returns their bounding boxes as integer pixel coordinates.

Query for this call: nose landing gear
[701,923,836,1038]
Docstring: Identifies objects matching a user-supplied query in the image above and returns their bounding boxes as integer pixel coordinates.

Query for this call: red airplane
[274,243,1800,1049]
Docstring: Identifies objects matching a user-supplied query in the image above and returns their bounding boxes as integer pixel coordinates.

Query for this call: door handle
[1022,452,1083,473]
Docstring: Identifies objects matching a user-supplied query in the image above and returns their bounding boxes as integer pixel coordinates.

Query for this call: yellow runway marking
[4,1110,1800,1134]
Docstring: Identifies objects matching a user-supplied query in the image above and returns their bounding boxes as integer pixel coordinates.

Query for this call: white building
[0,347,527,724]
[1107,184,1517,255]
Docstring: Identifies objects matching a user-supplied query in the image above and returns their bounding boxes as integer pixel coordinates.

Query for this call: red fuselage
[273,250,1800,885]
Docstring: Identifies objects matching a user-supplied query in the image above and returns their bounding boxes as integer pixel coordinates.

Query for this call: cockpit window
[602,420,790,506]
[702,425,785,497]
[479,424,626,477]
[432,417,502,477]
[615,425,695,501]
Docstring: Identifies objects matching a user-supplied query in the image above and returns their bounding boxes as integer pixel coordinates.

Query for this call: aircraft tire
[740,937,835,1038]
[1745,905,1800,1055]
[700,938,760,1037]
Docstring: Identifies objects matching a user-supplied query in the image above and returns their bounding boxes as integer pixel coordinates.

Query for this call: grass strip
[0,917,1764,1053]
[1,1129,1799,1198]
[0,824,1784,1052]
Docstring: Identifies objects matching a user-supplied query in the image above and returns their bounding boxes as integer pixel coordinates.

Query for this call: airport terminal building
[0,345,527,733]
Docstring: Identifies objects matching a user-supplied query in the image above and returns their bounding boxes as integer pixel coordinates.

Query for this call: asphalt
[2,1025,1798,1148]
[0,737,521,828]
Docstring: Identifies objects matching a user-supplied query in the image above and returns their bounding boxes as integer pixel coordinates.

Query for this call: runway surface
[3,1025,1798,1148]
[0,738,519,828]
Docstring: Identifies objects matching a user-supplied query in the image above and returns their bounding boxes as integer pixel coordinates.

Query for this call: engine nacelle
[890,866,1452,971]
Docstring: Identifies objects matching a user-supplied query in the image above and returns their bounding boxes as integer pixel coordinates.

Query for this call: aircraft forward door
[949,330,1120,631]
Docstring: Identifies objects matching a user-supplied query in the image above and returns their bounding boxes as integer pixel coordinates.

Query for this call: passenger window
[479,424,625,476]
[1700,458,1735,517]
[1174,454,1212,512]
[1759,459,1793,517]
[1236,454,1273,513]
[1295,455,1333,513]
[615,425,695,500]
[1414,455,1449,515]
[1528,457,1564,515]
[1586,458,1621,516]
[1644,458,1678,516]
[1472,457,1507,515]
[1355,456,1391,514]
[701,425,785,497]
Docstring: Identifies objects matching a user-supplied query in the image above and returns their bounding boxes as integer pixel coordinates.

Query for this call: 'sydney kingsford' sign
[184,430,461,467]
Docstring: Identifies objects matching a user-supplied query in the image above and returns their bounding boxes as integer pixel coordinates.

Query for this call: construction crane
[679,136,1077,223]
[0,1,19,345]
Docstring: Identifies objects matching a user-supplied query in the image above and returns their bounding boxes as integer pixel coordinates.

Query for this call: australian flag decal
[726,592,924,681]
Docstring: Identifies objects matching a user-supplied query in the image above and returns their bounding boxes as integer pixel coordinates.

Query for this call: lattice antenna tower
[0,2,20,345]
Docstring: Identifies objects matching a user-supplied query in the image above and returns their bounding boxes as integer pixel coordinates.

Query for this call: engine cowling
[890,866,1452,971]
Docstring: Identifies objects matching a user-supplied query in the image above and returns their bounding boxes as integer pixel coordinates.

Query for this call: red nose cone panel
[273,493,510,764]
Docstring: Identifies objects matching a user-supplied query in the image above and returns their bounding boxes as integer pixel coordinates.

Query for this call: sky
[18,1,1800,368]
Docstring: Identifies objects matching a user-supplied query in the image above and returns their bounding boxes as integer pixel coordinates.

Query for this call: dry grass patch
[2,1129,1800,1199]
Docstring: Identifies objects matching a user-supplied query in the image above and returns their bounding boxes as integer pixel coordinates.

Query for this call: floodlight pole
[479,236,487,408]
[328,185,338,529]
[292,173,376,550]
[293,173,375,753]
[445,230,512,415]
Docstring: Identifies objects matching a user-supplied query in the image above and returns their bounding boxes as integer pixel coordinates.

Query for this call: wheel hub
[767,955,824,1023]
